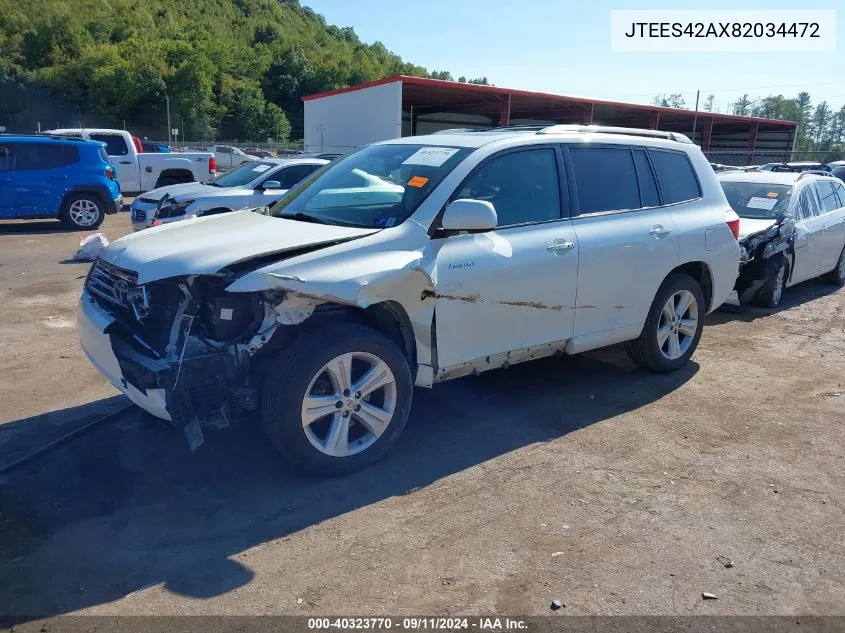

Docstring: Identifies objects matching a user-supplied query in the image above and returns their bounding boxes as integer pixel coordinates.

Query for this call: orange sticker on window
[407,176,429,188]
[766,192,779,197]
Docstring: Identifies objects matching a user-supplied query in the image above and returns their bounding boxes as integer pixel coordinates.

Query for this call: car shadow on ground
[0,220,72,235]
[0,348,698,618]
[708,278,842,324]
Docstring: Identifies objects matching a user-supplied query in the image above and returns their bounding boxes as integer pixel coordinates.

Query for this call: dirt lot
[0,212,843,619]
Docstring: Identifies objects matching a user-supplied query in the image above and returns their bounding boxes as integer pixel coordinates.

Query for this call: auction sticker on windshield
[746,196,779,210]
[403,147,460,167]
[252,164,272,173]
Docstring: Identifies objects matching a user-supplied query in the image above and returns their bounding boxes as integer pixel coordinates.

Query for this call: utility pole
[166,95,172,144]
[691,90,700,141]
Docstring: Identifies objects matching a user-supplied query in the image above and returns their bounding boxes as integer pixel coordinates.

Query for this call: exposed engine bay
[85,258,325,450]
[734,218,796,304]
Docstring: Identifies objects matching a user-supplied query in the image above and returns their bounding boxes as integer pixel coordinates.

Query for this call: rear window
[569,147,640,213]
[720,182,793,220]
[89,133,129,156]
[649,150,701,204]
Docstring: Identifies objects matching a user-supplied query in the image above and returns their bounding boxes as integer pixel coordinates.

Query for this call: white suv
[77,125,740,474]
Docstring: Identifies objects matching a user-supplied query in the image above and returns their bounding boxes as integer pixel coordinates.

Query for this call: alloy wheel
[656,289,699,361]
[301,351,397,457]
[68,199,100,227]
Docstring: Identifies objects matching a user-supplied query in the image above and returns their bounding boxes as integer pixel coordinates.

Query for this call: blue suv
[0,135,122,229]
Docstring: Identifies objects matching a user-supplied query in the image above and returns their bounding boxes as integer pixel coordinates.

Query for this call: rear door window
[277,164,320,189]
[0,145,13,171]
[13,143,79,170]
[816,182,841,213]
[832,182,845,208]
[649,150,701,204]
[569,147,640,213]
[89,133,129,156]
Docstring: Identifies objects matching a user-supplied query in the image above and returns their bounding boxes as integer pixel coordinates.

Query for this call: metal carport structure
[303,75,798,165]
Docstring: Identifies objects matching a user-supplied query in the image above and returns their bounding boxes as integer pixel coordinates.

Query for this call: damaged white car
[78,125,740,474]
[719,171,845,307]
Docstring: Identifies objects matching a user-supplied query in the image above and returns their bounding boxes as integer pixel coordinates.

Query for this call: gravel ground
[0,213,843,619]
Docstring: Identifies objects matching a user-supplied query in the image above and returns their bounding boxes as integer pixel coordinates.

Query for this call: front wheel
[61,194,105,229]
[628,273,705,373]
[754,257,787,308]
[261,323,413,475]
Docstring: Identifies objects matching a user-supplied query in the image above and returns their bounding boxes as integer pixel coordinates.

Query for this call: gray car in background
[130,158,328,230]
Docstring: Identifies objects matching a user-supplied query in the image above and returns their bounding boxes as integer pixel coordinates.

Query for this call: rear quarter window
[89,133,129,156]
[649,150,701,204]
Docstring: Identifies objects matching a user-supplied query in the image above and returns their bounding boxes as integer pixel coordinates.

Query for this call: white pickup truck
[45,129,216,196]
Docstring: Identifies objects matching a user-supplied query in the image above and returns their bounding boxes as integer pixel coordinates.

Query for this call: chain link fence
[704,150,845,167]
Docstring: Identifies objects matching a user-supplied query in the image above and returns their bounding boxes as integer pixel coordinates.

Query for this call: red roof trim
[302,75,798,127]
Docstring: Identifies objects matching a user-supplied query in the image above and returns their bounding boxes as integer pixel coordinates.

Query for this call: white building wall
[304,81,403,153]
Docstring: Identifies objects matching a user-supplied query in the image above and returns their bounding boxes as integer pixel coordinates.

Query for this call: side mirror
[441,199,497,232]
[261,180,281,190]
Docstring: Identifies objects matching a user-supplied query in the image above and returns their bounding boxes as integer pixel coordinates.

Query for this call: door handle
[649,225,672,239]
[119,161,132,164]
[547,239,575,255]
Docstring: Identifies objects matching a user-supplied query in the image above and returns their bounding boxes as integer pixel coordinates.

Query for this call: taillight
[131,135,143,154]
[725,210,740,241]
[209,156,217,173]
[105,167,115,180]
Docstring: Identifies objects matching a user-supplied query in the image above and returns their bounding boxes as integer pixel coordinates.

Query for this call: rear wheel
[823,247,845,286]
[261,323,413,475]
[628,273,705,373]
[61,194,105,230]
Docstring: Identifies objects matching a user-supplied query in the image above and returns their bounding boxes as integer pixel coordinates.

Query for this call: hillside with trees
[0,0,472,142]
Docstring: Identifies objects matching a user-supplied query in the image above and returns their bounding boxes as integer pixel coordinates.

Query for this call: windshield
[269,143,472,228]
[721,182,793,220]
[207,161,277,187]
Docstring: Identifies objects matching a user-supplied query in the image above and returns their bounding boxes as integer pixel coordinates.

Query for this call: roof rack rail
[797,170,832,179]
[537,124,694,144]
[0,132,90,141]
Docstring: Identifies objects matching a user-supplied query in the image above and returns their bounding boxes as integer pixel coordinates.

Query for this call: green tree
[732,94,752,116]
[653,93,686,109]
[703,94,715,112]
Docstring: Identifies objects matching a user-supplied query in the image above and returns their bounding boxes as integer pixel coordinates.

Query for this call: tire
[753,257,787,308]
[628,273,706,373]
[261,323,413,475]
[154,177,178,188]
[61,193,105,230]
[823,246,845,286]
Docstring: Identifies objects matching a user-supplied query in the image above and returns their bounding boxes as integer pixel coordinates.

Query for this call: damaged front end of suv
[734,217,796,305]
[83,258,325,449]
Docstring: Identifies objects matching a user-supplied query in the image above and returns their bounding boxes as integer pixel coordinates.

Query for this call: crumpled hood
[738,218,778,241]
[139,182,235,203]
[100,210,379,284]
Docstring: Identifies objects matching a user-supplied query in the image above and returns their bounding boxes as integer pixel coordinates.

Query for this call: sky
[303,0,843,114]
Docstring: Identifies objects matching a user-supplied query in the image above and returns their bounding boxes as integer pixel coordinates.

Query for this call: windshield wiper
[279,212,337,225]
